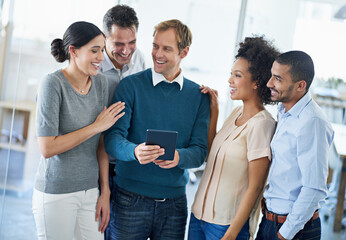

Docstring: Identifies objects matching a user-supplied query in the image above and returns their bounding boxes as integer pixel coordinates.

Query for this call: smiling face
[73,34,105,76]
[267,61,299,111]
[152,28,188,81]
[105,24,137,70]
[228,58,258,101]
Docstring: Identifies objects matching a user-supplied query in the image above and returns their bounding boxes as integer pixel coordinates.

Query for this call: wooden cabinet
[0,100,40,193]
[331,123,346,232]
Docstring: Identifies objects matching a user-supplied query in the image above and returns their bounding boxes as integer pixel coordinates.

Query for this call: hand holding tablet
[146,129,178,160]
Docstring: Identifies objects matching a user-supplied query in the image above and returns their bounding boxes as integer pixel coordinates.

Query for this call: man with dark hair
[100,4,145,105]
[256,51,334,240]
[99,5,146,240]
[104,19,209,239]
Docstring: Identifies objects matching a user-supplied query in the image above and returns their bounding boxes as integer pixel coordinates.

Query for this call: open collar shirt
[191,106,276,237]
[151,68,184,90]
[99,48,146,106]
[263,92,334,239]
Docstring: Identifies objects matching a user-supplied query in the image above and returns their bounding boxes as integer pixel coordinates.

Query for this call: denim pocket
[172,195,187,212]
[114,188,136,208]
[275,223,284,240]
[295,218,321,240]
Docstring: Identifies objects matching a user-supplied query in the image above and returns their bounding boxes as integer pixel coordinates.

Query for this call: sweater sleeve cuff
[128,143,138,161]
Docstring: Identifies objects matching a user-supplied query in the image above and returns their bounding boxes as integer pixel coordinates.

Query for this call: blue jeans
[255,214,321,240]
[106,185,187,240]
[188,213,250,240]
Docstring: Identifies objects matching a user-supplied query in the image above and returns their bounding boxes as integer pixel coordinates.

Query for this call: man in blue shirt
[104,19,209,239]
[99,6,146,239]
[256,51,334,240]
[100,4,146,106]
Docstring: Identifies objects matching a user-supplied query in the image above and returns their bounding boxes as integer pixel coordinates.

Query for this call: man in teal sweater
[104,19,210,239]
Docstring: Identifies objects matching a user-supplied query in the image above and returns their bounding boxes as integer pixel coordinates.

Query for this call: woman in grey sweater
[32,21,125,240]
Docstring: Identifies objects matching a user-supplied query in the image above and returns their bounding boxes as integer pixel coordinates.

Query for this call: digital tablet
[146,129,178,160]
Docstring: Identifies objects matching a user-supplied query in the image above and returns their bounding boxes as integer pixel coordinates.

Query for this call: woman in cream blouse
[188,36,280,240]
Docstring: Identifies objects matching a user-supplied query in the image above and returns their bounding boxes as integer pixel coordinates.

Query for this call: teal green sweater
[104,69,210,198]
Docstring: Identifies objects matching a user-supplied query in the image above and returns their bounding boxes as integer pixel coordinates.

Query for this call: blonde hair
[153,19,192,51]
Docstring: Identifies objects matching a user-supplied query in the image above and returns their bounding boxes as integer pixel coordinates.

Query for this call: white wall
[243,0,300,52]
[1,0,345,108]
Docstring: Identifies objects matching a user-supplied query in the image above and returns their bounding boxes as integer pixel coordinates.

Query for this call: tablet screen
[146,129,178,160]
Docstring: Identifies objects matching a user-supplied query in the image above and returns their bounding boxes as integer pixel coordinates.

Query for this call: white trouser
[32,188,103,240]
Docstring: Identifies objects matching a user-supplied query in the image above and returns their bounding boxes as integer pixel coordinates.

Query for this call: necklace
[62,69,90,94]
[79,77,90,94]
[73,78,90,94]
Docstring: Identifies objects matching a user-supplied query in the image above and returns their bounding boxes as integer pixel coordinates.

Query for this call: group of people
[32,4,334,240]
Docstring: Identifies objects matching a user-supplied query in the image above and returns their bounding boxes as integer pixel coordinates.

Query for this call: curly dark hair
[103,5,139,36]
[235,36,280,105]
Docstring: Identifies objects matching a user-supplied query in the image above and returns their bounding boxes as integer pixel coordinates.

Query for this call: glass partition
[0,1,116,239]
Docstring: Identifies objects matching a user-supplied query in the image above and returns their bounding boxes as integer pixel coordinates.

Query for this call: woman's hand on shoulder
[199,85,219,113]
[200,85,219,112]
[93,101,125,132]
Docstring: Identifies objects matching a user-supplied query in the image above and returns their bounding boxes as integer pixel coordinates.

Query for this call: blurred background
[0,0,345,239]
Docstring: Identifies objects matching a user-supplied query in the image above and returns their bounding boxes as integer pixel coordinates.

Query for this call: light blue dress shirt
[263,92,334,239]
[99,49,146,164]
[99,49,146,106]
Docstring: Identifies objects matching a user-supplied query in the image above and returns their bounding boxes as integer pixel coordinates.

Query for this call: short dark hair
[103,5,139,36]
[50,21,104,63]
[275,51,314,91]
[235,36,280,105]
[153,19,192,51]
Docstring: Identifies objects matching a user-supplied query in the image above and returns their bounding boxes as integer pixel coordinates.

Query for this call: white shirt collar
[151,68,184,90]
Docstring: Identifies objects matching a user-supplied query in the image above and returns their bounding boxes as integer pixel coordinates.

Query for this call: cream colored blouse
[191,106,276,237]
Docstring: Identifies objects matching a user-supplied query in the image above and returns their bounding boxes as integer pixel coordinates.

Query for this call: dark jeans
[107,185,187,240]
[188,213,250,240]
[255,214,321,240]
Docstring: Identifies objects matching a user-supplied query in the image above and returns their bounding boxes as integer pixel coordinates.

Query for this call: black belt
[117,186,166,202]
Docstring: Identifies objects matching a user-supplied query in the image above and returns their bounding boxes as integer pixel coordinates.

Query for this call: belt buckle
[154,198,166,202]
